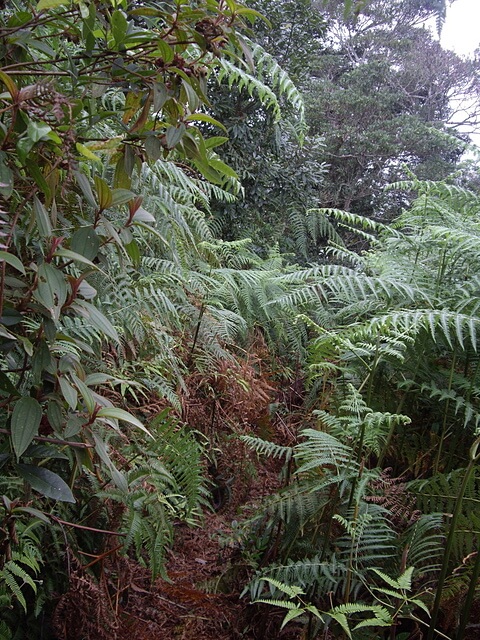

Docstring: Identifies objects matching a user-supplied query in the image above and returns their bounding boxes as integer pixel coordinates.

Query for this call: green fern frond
[240,435,293,461]
[217,59,282,121]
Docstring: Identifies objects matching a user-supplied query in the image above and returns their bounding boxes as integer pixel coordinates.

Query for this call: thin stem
[426,437,480,640]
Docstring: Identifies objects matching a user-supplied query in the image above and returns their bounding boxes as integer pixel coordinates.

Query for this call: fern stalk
[434,350,457,474]
[455,537,480,640]
[426,436,480,640]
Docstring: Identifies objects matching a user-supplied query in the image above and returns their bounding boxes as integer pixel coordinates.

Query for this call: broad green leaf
[111,188,135,206]
[34,263,67,313]
[93,433,128,492]
[73,300,119,342]
[0,71,18,98]
[58,376,78,410]
[54,248,97,268]
[153,81,169,111]
[0,154,13,199]
[145,135,163,162]
[14,506,50,524]
[96,407,152,437]
[47,400,63,432]
[27,121,51,143]
[204,136,228,149]
[16,464,75,502]
[31,339,52,383]
[182,80,200,112]
[111,9,128,47]
[74,171,97,208]
[36,0,68,9]
[125,239,141,266]
[70,226,100,261]
[33,196,52,237]
[185,113,227,132]
[165,124,186,149]
[24,160,50,199]
[0,371,20,397]
[94,175,113,209]
[209,157,239,179]
[132,207,155,223]
[0,251,26,275]
[235,7,271,26]
[71,373,95,414]
[76,142,102,164]
[64,414,84,438]
[25,444,68,460]
[11,396,42,459]
[85,373,116,385]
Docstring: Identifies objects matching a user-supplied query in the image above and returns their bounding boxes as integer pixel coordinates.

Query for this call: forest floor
[52,363,309,639]
[56,453,303,640]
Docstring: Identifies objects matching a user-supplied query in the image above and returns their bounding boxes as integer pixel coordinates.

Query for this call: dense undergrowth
[1,0,480,639]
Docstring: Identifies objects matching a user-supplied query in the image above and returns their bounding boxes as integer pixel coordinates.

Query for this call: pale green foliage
[217,41,305,123]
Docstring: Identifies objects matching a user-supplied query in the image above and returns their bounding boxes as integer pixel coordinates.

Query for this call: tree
[305,0,480,219]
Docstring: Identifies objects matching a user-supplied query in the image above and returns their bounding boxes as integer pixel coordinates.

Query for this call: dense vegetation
[1,0,480,638]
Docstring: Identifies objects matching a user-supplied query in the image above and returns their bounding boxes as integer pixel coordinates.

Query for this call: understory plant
[0,0,307,632]
[239,178,480,638]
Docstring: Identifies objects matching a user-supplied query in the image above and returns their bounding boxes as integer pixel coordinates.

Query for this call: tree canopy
[1,1,480,638]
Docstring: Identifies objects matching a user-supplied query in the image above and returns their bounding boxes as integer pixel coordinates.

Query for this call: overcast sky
[441,0,480,56]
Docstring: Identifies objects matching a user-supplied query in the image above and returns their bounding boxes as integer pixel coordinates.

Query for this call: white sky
[436,0,480,150]
[441,0,480,56]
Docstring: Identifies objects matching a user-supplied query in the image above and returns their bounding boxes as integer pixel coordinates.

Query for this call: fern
[409,468,480,563]
[91,410,209,580]
[217,41,305,124]
[240,435,293,461]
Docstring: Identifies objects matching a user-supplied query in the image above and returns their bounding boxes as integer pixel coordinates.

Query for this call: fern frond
[241,434,293,461]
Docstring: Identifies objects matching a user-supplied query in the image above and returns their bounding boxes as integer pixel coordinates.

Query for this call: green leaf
[153,81,169,111]
[33,196,52,237]
[58,376,78,410]
[34,263,67,314]
[185,113,227,132]
[125,239,141,266]
[281,608,305,629]
[204,136,228,149]
[16,464,75,502]
[93,433,128,492]
[11,397,42,459]
[70,226,100,261]
[71,373,95,414]
[0,154,13,199]
[111,9,128,47]
[145,135,163,162]
[0,71,18,98]
[165,124,186,149]
[74,171,97,208]
[76,142,101,164]
[132,207,155,223]
[13,506,50,524]
[0,371,20,397]
[73,300,119,342]
[96,407,152,437]
[54,248,97,268]
[27,121,51,143]
[111,188,135,206]
[36,0,68,9]
[94,175,113,209]
[209,156,239,179]
[0,251,26,275]
[24,160,50,199]
[47,401,63,432]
